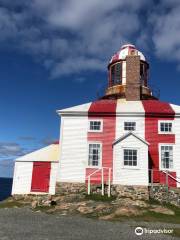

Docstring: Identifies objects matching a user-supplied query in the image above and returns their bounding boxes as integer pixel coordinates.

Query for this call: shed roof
[15,143,59,162]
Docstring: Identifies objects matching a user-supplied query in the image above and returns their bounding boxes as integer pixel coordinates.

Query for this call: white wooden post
[88,176,90,195]
[101,168,104,196]
[166,171,168,187]
[151,169,153,188]
[108,168,111,197]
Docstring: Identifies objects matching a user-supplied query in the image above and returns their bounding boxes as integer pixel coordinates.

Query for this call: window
[140,63,148,86]
[124,122,136,131]
[111,63,122,85]
[124,149,137,167]
[89,120,102,132]
[159,121,173,134]
[88,143,101,167]
[160,145,173,169]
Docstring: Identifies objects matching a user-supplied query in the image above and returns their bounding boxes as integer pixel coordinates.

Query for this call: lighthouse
[12,44,180,198]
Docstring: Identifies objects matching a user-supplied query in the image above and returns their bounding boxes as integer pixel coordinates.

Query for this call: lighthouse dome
[109,44,146,64]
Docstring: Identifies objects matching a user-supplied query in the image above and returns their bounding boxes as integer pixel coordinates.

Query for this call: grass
[32,205,55,212]
[85,194,116,202]
[171,228,180,238]
[0,200,25,208]
[134,211,180,224]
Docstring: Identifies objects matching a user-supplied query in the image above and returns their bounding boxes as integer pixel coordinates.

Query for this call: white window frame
[121,147,140,169]
[158,120,174,134]
[159,143,174,171]
[88,119,103,132]
[87,142,102,168]
[124,121,136,131]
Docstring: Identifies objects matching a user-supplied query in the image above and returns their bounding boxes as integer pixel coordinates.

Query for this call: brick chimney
[126,55,141,101]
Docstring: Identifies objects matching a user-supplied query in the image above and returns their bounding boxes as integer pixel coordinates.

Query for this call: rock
[114,206,144,217]
[31,200,38,209]
[41,200,51,207]
[99,214,114,220]
[52,196,65,203]
[76,201,87,207]
[132,200,149,208]
[77,206,94,214]
[149,206,175,215]
[55,203,73,210]
[95,203,107,211]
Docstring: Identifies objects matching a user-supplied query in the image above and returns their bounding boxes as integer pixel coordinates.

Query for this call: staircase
[86,167,112,197]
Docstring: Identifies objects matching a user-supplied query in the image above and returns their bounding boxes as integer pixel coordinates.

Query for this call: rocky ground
[4,193,180,223]
[0,193,180,239]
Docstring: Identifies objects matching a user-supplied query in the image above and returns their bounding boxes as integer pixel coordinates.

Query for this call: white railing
[161,170,180,184]
[87,167,112,197]
[149,169,180,187]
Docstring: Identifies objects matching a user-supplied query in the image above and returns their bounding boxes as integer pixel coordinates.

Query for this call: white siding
[116,100,145,140]
[57,116,88,183]
[49,163,58,194]
[171,104,180,187]
[12,162,33,194]
[113,134,149,185]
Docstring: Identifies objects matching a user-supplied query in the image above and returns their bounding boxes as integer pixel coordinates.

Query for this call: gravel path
[0,208,179,240]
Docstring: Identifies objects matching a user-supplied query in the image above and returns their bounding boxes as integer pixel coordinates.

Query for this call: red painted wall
[142,100,176,187]
[31,162,51,192]
[86,100,117,184]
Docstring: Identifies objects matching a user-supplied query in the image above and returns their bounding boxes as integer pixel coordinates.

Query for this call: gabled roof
[15,143,60,162]
[56,102,91,115]
[113,132,149,146]
[170,103,180,116]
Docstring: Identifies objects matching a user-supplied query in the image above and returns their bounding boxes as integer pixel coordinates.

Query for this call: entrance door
[31,162,51,192]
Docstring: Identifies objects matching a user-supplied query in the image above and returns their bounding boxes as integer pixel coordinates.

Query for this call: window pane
[124,122,136,131]
[111,63,122,85]
[161,145,173,169]
[123,149,137,167]
[160,122,172,133]
[89,121,101,131]
[88,144,101,166]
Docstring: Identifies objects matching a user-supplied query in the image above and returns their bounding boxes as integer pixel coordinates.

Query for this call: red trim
[31,162,51,192]
[143,100,176,187]
[86,100,117,184]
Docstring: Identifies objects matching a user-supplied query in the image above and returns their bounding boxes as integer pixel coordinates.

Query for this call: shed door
[31,162,51,192]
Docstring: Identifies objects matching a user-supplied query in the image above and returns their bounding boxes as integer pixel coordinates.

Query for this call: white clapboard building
[12,44,180,195]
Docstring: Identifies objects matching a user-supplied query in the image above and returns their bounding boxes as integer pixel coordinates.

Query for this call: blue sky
[0,0,180,177]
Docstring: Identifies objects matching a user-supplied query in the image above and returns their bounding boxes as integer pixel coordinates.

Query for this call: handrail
[86,167,112,197]
[87,168,101,179]
[161,170,180,184]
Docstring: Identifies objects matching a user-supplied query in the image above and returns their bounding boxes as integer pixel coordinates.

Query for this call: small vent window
[159,121,173,134]
[89,120,102,132]
[124,122,136,131]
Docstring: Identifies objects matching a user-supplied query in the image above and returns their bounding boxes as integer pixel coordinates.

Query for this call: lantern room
[104,44,155,100]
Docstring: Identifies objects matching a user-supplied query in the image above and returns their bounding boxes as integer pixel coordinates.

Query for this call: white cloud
[150,1,180,62]
[3,1,180,78]
[0,142,24,157]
